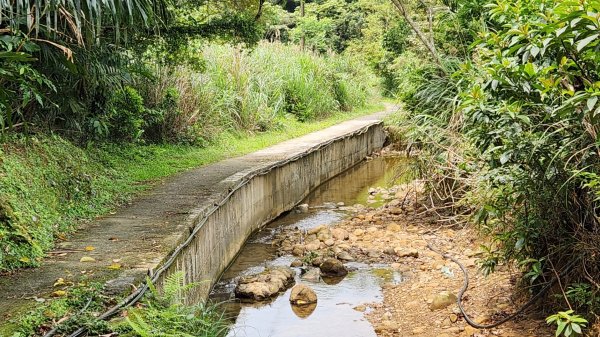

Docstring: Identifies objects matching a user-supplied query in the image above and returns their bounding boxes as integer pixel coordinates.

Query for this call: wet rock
[320,258,348,277]
[429,291,458,310]
[301,268,321,282]
[337,251,354,261]
[322,275,345,285]
[323,202,337,209]
[235,267,295,301]
[289,284,317,305]
[291,301,317,318]
[296,204,309,213]
[353,304,367,312]
[290,259,303,268]
[331,228,349,241]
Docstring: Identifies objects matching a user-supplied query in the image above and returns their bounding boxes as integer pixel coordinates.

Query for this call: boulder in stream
[235,267,295,301]
[289,284,318,305]
[319,258,348,277]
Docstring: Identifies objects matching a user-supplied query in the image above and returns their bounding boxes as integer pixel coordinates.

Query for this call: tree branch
[254,0,266,21]
[390,0,446,73]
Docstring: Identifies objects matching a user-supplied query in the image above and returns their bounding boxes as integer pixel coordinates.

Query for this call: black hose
[426,241,576,330]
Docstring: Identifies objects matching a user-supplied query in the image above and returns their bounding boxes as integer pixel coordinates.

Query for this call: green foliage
[114,272,228,337]
[9,283,109,337]
[546,310,588,337]
[191,43,375,127]
[0,37,55,133]
[382,21,411,56]
[395,0,600,324]
[0,136,126,270]
[290,0,366,53]
[106,87,146,142]
[564,283,600,314]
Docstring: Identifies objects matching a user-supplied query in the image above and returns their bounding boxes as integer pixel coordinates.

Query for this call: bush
[106,87,146,142]
[397,0,600,323]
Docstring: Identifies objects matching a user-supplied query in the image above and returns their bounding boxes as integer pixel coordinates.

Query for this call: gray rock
[301,268,321,282]
[296,204,309,213]
[103,276,136,296]
[337,251,354,261]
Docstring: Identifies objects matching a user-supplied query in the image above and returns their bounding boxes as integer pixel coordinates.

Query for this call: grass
[7,272,229,337]
[95,102,384,182]
[0,102,384,272]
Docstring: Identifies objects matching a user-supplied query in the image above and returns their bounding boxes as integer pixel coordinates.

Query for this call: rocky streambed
[209,153,552,337]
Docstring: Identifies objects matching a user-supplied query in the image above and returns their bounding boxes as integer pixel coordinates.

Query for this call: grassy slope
[0,103,383,271]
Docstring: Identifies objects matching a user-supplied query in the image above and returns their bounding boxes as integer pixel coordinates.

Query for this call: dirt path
[278,153,553,337]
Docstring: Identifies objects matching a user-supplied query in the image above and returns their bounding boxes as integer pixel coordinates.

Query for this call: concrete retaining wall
[163,121,387,303]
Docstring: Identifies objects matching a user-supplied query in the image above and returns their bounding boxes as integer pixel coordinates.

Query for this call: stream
[209,156,409,337]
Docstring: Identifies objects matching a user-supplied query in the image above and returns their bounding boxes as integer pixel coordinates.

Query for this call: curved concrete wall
[164,121,387,303]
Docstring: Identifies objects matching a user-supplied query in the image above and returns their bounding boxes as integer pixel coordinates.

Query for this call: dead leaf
[51,290,67,297]
[107,263,122,270]
[80,256,96,262]
[85,246,95,251]
[53,278,66,287]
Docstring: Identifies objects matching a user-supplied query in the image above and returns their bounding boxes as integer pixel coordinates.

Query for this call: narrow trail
[0,104,396,329]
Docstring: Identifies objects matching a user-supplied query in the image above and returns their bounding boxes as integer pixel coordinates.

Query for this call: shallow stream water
[209,156,409,337]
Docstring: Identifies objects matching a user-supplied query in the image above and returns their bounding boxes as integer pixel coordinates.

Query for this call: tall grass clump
[194,42,376,127]
[126,42,377,144]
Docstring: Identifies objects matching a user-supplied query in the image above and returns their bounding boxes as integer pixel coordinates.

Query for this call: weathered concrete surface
[0,106,394,328]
